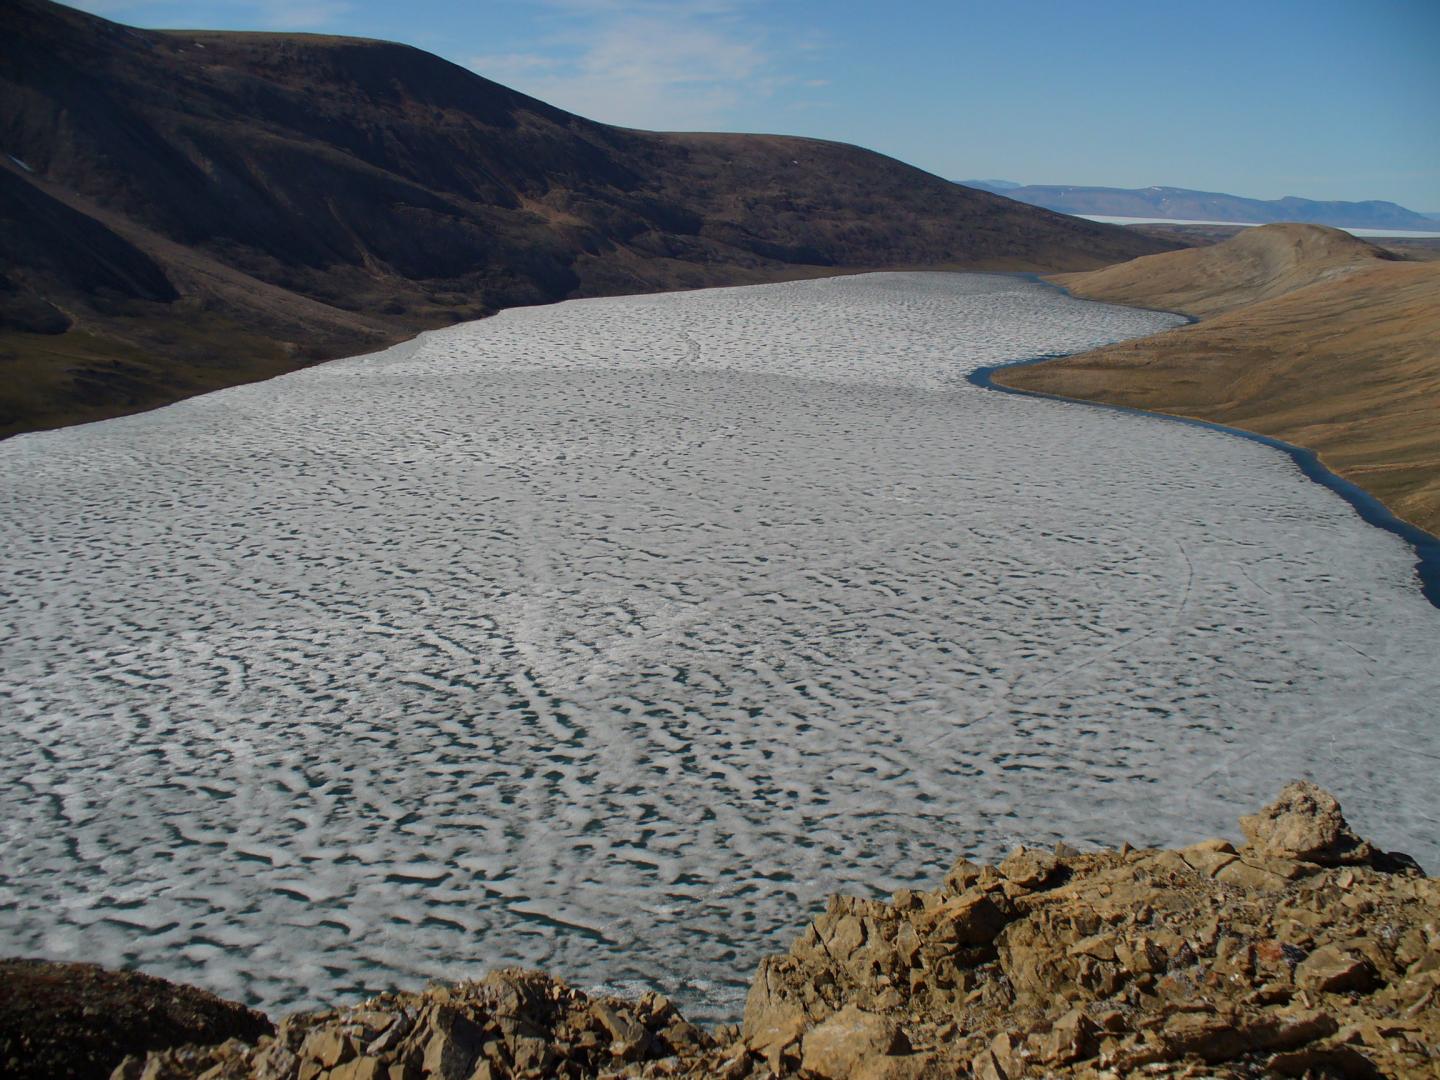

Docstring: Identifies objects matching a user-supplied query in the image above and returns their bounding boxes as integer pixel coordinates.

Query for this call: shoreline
[0,261,1127,444]
[19,783,1438,1079]
[973,284,1440,611]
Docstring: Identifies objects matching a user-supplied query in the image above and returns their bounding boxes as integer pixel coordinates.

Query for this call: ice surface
[1,273,1436,1023]
[1078,215,1440,239]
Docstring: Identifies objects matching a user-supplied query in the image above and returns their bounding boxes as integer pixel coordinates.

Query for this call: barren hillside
[997,225,1440,533]
[1049,223,1397,317]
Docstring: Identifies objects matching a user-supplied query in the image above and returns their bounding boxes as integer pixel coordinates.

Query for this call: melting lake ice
[1,273,1437,1022]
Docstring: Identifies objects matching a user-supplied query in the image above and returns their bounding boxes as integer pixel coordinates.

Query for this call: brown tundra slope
[22,784,1434,1079]
[0,0,1171,437]
[996,224,1440,535]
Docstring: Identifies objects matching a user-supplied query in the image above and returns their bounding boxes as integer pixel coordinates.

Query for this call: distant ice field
[2,272,1437,1023]
[1077,214,1440,238]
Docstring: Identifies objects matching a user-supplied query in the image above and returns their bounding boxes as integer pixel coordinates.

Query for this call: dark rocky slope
[0,0,1171,436]
[0,959,272,1080]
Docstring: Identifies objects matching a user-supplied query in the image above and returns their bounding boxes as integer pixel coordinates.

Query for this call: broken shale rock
[111,970,710,1080]
[701,782,1437,1078]
[101,783,1440,1078]
[1240,780,1376,867]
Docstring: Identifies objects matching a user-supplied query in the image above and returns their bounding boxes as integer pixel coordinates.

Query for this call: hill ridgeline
[4,784,1436,1079]
[0,0,1172,437]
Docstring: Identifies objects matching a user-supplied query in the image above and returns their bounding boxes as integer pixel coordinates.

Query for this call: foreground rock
[719,781,1436,1079]
[101,783,1440,1078]
[0,959,272,1080]
[113,971,710,1080]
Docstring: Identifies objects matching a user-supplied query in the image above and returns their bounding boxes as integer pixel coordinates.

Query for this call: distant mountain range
[959,182,1440,232]
[0,0,1171,437]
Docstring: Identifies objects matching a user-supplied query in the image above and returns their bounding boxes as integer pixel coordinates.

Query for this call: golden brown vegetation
[998,225,1440,535]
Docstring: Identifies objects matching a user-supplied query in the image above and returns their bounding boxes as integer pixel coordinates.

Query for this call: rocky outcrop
[110,970,711,1080]
[1239,780,1380,867]
[715,781,1436,1079]
[27,783,1437,1079]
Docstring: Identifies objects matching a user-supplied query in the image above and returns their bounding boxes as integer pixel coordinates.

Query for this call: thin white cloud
[66,0,349,31]
[541,0,745,16]
[64,0,150,12]
[71,0,817,128]
[257,0,350,30]
[468,2,813,130]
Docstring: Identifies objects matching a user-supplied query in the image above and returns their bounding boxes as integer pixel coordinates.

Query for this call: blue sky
[70,0,1440,209]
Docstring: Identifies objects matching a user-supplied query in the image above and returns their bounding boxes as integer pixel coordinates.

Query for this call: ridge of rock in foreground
[90,783,1440,1077]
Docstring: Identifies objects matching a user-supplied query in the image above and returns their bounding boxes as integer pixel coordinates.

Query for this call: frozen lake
[1,273,1437,1023]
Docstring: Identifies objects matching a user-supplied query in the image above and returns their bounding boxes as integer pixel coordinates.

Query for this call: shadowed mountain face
[0,0,1172,436]
[960,182,1440,232]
